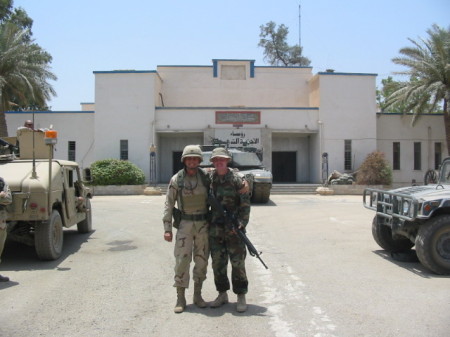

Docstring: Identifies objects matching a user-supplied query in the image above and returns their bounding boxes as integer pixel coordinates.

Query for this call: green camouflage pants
[209,223,248,294]
[173,219,209,288]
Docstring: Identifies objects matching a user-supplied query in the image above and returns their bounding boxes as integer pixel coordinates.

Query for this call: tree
[377,76,441,114]
[0,0,56,137]
[385,24,450,153]
[377,77,407,113]
[258,21,311,67]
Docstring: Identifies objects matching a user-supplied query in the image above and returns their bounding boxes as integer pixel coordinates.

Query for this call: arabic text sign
[215,111,261,124]
[214,129,261,149]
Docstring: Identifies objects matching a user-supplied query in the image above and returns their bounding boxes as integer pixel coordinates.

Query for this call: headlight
[421,200,441,216]
[402,200,410,215]
[371,192,377,204]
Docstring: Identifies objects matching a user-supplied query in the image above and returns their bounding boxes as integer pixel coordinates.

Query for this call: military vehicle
[363,157,450,275]
[0,127,92,260]
[201,145,273,203]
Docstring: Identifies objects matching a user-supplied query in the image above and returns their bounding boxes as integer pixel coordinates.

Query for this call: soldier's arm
[162,177,178,232]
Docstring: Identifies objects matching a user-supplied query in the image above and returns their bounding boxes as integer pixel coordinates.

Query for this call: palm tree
[0,23,56,137]
[385,24,450,154]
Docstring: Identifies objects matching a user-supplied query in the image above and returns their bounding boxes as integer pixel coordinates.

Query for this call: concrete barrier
[91,185,162,196]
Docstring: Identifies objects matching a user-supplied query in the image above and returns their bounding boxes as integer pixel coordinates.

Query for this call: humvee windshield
[439,160,450,184]
[231,152,262,167]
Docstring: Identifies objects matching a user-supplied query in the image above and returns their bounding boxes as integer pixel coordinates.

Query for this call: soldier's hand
[164,231,173,242]
[239,180,249,194]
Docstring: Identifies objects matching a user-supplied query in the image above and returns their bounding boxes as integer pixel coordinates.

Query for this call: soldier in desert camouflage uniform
[208,147,251,313]
[163,145,210,313]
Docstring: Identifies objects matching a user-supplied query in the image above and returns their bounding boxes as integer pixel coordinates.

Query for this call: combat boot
[236,294,247,312]
[193,282,207,308]
[174,287,186,313]
[210,291,228,308]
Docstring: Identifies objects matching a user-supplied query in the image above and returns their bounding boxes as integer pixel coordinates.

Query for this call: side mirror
[83,168,92,182]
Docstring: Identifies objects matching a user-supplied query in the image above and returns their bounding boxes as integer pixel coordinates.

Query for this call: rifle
[208,193,268,269]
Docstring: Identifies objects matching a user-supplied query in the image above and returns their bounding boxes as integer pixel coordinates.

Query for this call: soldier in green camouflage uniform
[163,145,210,313]
[208,148,251,313]
[0,177,12,282]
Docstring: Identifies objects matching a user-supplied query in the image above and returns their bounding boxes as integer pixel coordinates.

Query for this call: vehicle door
[63,166,77,222]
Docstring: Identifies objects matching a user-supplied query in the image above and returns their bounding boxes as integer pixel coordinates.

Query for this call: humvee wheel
[77,198,93,233]
[371,216,414,252]
[415,215,450,275]
[35,210,64,260]
[251,183,271,203]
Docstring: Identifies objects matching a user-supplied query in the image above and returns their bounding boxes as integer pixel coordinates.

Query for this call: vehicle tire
[251,183,271,203]
[77,198,93,233]
[424,169,438,185]
[415,215,450,275]
[371,216,414,252]
[35,210,64,260]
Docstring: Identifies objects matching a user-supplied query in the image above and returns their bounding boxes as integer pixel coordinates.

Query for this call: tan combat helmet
[181,145,203,163]
[210,147,231,161]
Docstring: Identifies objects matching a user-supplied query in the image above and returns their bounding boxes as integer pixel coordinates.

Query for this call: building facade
[5,59,447,186]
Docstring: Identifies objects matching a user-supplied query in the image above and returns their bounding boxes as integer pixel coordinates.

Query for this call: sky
[12,0,450,111]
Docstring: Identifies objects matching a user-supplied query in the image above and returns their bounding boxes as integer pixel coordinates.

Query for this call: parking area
[0,194,449,337]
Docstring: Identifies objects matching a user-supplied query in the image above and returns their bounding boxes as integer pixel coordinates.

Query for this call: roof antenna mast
[298,2,302,55]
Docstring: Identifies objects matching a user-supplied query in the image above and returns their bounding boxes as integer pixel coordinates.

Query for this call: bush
[90,159,145,185]
[356,151,392,185]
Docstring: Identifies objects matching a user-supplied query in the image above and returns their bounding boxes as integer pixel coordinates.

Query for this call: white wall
[94,71,159,181]
[377,113,447,185]
[157,62,313,108]
[315,73,378,175]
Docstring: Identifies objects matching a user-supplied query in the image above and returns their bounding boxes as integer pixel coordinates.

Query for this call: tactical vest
[176,168,210,214]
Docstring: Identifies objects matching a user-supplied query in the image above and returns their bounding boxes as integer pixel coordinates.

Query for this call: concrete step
[271,184,321,194]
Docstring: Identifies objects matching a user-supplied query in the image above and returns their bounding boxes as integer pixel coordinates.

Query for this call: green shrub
[356,151,392,185]
[90,159,145,185]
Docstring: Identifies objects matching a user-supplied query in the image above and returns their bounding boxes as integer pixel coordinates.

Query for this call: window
[414,142,421,170]
[67,169,74,187]
[435,142,442,169]
[344,140,352,171]
[68,141,76,161]
[120,140,128,160]
[393,142,400,170]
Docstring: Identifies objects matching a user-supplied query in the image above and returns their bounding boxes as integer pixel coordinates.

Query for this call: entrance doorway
[272,152,297,182]
[172,151,183,175]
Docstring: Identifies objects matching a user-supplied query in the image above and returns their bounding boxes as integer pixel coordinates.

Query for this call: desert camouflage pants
[173,219,209,288]
[209,223,248,294]
[0,226,6,265]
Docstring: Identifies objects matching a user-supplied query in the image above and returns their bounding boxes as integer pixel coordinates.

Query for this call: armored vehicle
[0,128,92,260]
[201,145,273,203]
[363,157,450,275]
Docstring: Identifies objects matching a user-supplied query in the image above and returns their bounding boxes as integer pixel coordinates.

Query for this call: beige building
[6,59,447,186]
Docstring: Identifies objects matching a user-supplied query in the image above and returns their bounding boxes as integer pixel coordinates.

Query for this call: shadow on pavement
[372,249,449,279]
[182,302,268,317]
[1,229,95,272]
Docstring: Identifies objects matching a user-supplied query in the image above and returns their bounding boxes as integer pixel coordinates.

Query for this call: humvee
[0,128,92,260]
[363,157,450,275]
